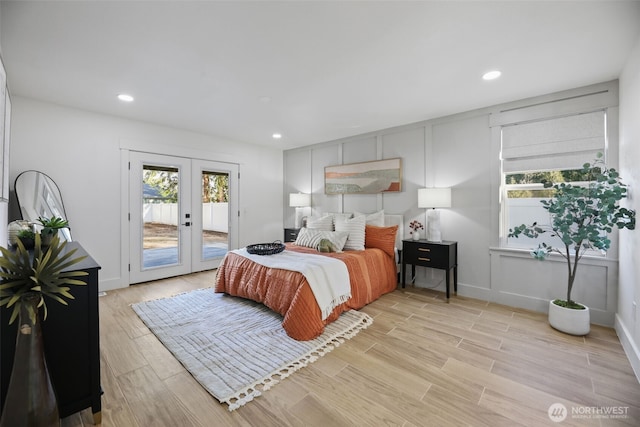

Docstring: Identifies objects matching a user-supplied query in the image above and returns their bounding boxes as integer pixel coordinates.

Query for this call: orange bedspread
[214,243,397,340]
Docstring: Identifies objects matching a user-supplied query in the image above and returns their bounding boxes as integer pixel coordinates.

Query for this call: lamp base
[427,209,442,242]
[294,208,305,229]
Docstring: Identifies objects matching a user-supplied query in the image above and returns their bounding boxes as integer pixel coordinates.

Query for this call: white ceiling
[2,1,639,150]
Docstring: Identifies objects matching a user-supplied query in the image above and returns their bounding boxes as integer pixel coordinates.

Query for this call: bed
[215,214,403,340]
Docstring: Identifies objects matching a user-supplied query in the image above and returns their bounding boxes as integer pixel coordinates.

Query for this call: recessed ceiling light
[117,94,134,102]
[272,133,282,139]
[482,70,502,81]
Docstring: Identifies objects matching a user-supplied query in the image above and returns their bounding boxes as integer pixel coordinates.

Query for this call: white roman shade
[501,110,606,173]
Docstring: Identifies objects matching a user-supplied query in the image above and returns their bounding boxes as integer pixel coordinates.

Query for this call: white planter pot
[548,300,590,336]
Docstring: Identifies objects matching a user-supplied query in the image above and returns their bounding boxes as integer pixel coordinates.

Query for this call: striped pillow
[294,228,349,252]
[335,214,366,251]
[328,212,353,229]
[365,225,398,258]
[306,215,334,231]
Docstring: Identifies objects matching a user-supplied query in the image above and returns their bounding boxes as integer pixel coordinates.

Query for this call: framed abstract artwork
[325,158,402,195]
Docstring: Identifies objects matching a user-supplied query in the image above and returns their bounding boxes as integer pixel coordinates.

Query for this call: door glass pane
[143,165,180,269]
[201,170,229,260]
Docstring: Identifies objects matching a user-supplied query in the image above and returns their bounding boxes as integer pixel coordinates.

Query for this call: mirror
[14,170,72,241]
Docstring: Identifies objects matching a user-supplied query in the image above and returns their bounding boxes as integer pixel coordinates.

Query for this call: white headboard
[384,214,404,249]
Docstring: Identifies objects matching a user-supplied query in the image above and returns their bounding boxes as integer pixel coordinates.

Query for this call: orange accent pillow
[365,225,398,258]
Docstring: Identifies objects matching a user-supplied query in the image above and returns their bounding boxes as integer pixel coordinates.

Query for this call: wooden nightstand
[284,228,301,242]
[401,239,458,299]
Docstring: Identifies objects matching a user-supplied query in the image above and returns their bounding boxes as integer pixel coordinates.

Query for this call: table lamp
[418,188,451,242]
[289,193,311,228]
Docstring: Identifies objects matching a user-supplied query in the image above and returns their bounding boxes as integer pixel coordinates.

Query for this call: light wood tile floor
[61,270,640,426]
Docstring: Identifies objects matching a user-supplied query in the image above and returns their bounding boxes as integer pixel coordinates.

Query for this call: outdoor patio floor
[143,243,228,269]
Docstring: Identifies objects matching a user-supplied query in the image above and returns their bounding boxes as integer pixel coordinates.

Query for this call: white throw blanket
[232,248,351,320]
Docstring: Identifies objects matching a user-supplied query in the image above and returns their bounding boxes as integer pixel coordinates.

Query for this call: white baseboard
[98,277,129,292]
[456,284,615,327]
[615,314,640,384]
[457,283,493,301]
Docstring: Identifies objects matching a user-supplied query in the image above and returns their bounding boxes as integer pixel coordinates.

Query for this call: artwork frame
[325,158,402,195]
[0,54,9,202]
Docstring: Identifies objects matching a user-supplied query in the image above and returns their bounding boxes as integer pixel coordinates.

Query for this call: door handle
[182,222,191,227]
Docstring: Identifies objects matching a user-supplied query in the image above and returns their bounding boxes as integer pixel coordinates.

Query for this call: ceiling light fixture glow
[272,133,282,139]
[117,93,134,102]
[482,70,502,81]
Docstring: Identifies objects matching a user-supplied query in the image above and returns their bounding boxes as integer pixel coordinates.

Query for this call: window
[500,110,607,249]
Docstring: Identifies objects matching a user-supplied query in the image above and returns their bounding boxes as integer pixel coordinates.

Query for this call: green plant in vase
[508,153,635,334]
[0,233,88,323]
[36,216,70,246]
[0,234,88,425]
[16,229,36,250]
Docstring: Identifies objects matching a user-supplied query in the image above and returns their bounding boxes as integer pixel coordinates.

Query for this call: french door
[128,152,238,284]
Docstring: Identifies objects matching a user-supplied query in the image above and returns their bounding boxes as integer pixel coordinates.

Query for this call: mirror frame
[14,170,72,241]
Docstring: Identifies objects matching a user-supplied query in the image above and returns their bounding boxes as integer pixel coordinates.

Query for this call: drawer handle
[418,257,431,262]
[418,248,431,252]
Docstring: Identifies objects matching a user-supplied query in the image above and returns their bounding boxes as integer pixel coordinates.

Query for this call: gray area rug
[132,288,373,411]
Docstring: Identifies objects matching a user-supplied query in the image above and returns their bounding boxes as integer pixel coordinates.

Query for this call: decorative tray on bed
[246,241,285,255]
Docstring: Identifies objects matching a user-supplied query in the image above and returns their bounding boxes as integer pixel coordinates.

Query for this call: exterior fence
[143,202,229,233]
[143,199,553,244]
[507,198,565,249]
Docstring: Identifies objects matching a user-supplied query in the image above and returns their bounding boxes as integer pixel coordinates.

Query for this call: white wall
[284,109,494,295]
[617,35,640,381]
[284,81,621,326]
[9,97,283,291]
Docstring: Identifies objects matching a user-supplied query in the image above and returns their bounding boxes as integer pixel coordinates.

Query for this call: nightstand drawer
[284,228,301,242]
[403,241,455,269]
[401,239,458,298]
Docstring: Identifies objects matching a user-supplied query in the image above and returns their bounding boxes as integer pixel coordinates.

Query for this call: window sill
[489,246,618,264]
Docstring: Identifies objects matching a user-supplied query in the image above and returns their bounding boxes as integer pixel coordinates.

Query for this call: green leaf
[0,234,91,324]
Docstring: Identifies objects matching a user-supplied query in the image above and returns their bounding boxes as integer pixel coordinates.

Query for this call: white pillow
[294,228,349,252]
[327,212,353,229]
[354,210,385,227]
[306,215,333,231]
[335,214,366,250]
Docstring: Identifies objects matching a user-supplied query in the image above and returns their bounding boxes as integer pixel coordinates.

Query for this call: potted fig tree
[508,153,635,335]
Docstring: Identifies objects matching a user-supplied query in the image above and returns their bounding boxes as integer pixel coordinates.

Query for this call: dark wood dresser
[1,242,102,424]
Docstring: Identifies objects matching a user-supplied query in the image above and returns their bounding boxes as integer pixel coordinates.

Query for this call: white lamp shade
[289,193,311,207]
[418,188,451,209]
